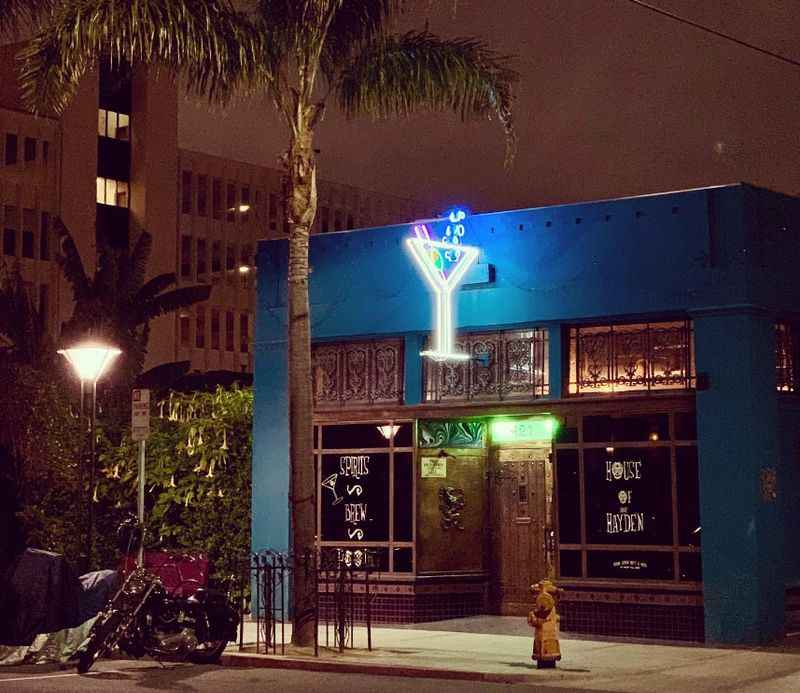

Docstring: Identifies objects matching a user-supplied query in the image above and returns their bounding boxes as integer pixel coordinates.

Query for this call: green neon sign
[489,416,559,443]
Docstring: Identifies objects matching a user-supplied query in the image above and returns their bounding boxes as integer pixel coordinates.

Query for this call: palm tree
[0,0,53,38]
[19,0,517,645]
[55,219,212,406]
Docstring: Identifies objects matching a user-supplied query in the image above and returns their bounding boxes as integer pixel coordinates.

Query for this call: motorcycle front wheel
[188,639,228,664]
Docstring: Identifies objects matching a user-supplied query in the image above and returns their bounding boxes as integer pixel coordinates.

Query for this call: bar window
[318,421,414,573]
[555,411,700,583]
[568,320,695,395]
[181,171,192,214]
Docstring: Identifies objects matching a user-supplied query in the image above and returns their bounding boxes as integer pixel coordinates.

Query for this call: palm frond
[0,0,53,38]
[18,0,264,114]
[136,273,177,304]
[336,31,518,163]
[128,229,153,295]
[53,218,91,302]
[136,284,212,324]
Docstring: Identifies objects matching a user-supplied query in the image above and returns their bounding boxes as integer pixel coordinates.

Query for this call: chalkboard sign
[320,453,390,542]
[585,447,672,546]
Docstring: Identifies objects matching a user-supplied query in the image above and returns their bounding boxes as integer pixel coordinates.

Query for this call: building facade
[0,43,427,375]
[252,184,800,645]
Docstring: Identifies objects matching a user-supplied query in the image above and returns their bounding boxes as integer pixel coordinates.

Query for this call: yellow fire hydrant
[527,579,563,669]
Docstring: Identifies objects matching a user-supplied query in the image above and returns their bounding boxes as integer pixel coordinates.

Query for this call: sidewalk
[221,616,800,691]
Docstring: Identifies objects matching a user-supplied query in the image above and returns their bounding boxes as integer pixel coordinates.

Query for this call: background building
[0,43,428,376]
[253,183,800,645]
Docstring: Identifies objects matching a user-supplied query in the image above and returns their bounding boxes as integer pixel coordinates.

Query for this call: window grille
[568,321,695,395]
[776,322,797,393]
[423,329,549,403]
[312,339,404,409]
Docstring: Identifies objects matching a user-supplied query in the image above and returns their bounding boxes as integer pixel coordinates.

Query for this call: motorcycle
[73,523,238,673]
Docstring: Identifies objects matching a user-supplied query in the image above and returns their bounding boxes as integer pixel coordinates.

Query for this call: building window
[197,175,208,216]
[38,284,49,331]
[424,329,549,403]
[42,141,49,162]
[568,320,695,395]
[196,238,207,276]
[96,177,129,207]
[317,421,414,573]
[211,240,221,273]
[225,311,234,351]
[240,186,251,222]
[226,243,236,271]
[347,214,355,230]
[320,206,330,233]
[211,309,220,350]
[776,322,797,392]
[2,229,15,256]
[226,183,236,223]
[40,212,50,260]
[21,209,35,259]
[269,193,278,231]
[24,137,36,162]
[195,307,205,348]
[97,109,130,140]
[334,209,343,232]
[556,411,700,583]
[181,171,192,214]
[312,339,404,409]
[240,313,249,353]
[179,314,190,347]
[212,178,222,219]
[4,134,17,165]
[180,235,192,278]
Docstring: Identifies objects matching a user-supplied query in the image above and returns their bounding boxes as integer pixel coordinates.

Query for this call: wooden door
[490,448,552,614]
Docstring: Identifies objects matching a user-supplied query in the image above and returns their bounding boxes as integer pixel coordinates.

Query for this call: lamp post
[58,342,121,570]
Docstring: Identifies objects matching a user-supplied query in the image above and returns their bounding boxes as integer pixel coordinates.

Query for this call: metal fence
[232,549,375,656]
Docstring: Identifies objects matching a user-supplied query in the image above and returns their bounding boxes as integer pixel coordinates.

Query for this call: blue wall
[253,184,800,643]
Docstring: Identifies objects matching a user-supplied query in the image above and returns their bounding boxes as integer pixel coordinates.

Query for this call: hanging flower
[218,489,224,498]
[112,464,120,479]
[92,485,98,502]
[220,427,228,451]
[169,474,176,488]
[206,459,215,478]
[159,400,165,419]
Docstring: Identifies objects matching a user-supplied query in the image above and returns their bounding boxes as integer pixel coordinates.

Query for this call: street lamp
[58,342,121,570]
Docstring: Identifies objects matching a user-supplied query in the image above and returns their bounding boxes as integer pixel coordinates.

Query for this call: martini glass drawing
[406,225,479,361]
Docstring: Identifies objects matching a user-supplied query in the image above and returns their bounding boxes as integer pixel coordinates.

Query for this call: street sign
[131,389,150,441]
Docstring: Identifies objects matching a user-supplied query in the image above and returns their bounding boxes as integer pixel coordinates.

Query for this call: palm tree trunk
[285,124,318,647]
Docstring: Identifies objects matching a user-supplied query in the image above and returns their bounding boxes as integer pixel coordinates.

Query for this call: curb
[220,652,532,684]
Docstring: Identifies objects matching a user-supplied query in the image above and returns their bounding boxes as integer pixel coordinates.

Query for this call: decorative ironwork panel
[568,321,695,394]
[424,329,549,403]
[312,339,403,408]
[776,322,797,393]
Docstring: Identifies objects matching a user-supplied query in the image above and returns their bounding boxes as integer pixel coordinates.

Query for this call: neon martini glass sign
[406,210,478,361]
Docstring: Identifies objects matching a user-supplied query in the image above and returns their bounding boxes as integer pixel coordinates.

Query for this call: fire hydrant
[527,579,563,669]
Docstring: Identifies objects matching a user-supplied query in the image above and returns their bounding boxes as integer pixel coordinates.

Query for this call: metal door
[489,448,553,613]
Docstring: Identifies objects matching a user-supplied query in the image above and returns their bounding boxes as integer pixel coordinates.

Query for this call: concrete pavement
[222,616,800,692]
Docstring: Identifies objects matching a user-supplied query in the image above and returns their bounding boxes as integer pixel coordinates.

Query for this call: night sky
[179,0,800,215]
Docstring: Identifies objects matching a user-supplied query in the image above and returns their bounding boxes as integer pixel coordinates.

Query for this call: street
[0,660,578,693]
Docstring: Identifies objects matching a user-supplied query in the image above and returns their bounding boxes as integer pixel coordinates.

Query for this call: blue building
[252,183,800,645]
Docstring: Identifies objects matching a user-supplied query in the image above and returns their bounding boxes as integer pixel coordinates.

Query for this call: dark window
[321,206,330,233]
[197,175,207,216]
[180,315,190,346]
[3,229,15,256]
[180,235,192,278]
[21,209,35,258]
[334,209,343,231]
[347,214,355,230]
[197,238,207,276]
[322,424,391,449]
[22,231,34,258]
[583,414,670,443]
[239,313,249,353]
[226,183,236,222]
[181,171,192,214]
[225,311,234,351]
[226,243,236,271]
[39,212,50,260]
[240,243,252,269]
[4,134,17,165]
[212,178,222,219]
[556,449,580,544]
[393,452,413,541]
[211,240,221,273]
[268,193,278,231]
[24,137,36,162]
[195,308,205,348]
[211,309,220,350]
[42,141,49,162]
[240,186,250,222]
